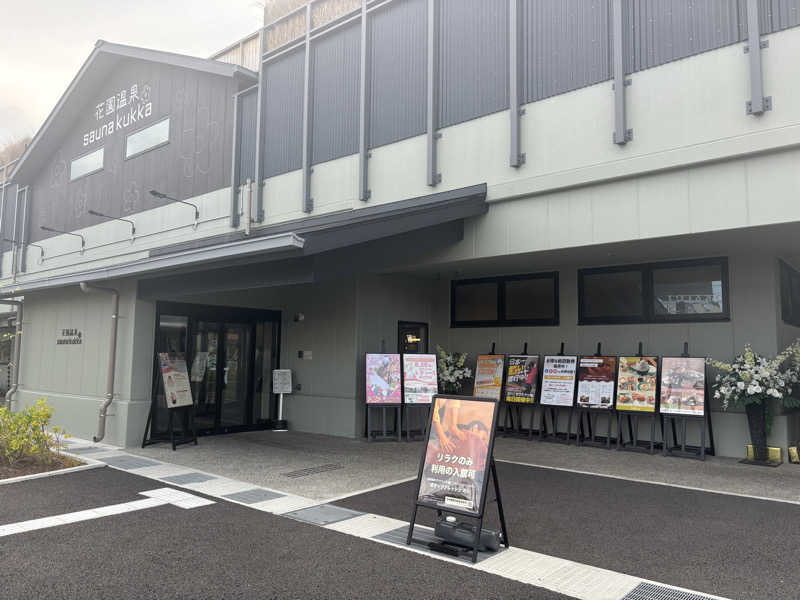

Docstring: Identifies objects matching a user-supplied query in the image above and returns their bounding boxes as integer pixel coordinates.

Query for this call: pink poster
[366,353,402,404]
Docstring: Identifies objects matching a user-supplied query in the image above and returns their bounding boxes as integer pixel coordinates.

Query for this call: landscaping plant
[0,398,70,471]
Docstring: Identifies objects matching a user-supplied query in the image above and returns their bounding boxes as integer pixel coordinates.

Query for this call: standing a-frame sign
[407,395,509,563]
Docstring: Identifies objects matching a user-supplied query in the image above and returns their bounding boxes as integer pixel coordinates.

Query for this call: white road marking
[0,488,215,537]
[495,458,800,506]
[321,476,418,503]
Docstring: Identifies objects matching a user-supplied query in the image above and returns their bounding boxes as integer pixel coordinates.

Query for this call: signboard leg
[491,458,509,549]
[396,406,401,441]
[649,414,655,454]
[367,407,372,442]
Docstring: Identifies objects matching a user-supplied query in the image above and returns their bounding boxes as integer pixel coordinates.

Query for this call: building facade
[2,0,800,457]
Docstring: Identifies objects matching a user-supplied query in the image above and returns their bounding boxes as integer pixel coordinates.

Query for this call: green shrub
[0,398,69,467]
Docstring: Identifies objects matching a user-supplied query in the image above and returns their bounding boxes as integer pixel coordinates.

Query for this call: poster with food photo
[540,356,578,406]
[417,396,499,515]
[616,356,658,412]
[403,354,438,404]
[504,355,539,404]
[366,353,402,404]
[473,355,505,400]
[576,356,617,409]
[660,357,706,416]
[159,353,193,408]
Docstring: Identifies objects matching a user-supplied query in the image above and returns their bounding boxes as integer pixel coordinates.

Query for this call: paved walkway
[47,435,780,599]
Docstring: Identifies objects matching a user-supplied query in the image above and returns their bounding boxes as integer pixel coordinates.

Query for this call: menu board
[540,356,578,406]
[473,355,505,400]
[272,369,293,394]
[616,357,658,412]
[504,355,539,404]
[159,353,193,408]
[366,353,402,404]
[417,396,499,515]
[403,354,438,404]
[576,356,617,409]
[660,357,706,416]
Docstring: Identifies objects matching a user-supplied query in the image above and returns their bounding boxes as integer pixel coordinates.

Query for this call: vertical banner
[159,352,193,408]
[504,355,539,404]
[417,396,499,515]
[366,353,402,404]
[616,357,657,412]
[576,356,617,409]
[660,357,706,416]
[403,354,438,404]
[473,354,505,400]
[540,355,578,406]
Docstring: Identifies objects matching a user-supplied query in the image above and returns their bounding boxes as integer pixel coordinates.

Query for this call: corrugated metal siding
[750,0,800,33]
[522,0,612,103]
[237,88,258,184]
[241,37,261,71]
[311,21,361,165]
[0,183,17,266]
[439,0,509,129]
[263,48,304,178]
[369,0,427,149]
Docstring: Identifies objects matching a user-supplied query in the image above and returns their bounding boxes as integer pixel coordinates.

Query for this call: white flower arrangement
[436,345,473,394]
[708,342,800,411]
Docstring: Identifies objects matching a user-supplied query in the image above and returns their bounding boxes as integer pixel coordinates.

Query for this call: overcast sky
[0,0,263,144]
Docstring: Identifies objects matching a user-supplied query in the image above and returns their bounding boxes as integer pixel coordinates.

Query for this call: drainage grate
[284,504,362,526]
[223,488,285,504]
[161,472,216,485]
[282,464,343,478]
[623,583,715,600]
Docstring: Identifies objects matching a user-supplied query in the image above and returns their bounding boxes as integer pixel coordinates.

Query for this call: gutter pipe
[79,282,119,442]
[0,300,22,411]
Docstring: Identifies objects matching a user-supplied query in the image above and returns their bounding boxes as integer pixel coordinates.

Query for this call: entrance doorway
[398,321,429,354]
[150,302,281,437]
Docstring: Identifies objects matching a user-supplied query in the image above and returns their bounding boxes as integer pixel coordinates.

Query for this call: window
[70,147,104,181]
[780,260,800,327]
[451,272,559,327]
[579,258,729,325]
[125,117,170,159]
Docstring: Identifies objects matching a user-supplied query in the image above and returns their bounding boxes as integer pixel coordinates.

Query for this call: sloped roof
[10,40,258,184]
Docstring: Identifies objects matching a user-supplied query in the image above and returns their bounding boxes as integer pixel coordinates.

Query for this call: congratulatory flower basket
[435,346,473,395]
[708,342,800,464]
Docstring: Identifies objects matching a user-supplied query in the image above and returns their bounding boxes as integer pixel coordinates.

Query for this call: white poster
[540,355,578,407]
[403,354,438,404]
[190,352,208,382]
[272,369,293,394]
[159,353,193,409]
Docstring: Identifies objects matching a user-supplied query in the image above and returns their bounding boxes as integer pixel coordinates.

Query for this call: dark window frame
[578,257,730,326]
[450,271,559,328]
[779,259,800,327]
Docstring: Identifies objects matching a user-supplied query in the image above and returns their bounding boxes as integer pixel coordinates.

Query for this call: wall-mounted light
[40,226,85,254]
[149,189,199,229]
[88,209,135,241]
[3,237,44,264]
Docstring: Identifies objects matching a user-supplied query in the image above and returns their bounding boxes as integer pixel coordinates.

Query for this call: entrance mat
[223,488,285,504]
[161,472,216,485]
[69,446,113,455]
[101,455,161,470]
[284,504,363,526]
[375,525,505,565]
[282,464,344,478]
[623,583,715,600]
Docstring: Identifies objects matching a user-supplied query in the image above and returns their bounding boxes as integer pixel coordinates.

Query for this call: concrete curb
[0,458,104,486]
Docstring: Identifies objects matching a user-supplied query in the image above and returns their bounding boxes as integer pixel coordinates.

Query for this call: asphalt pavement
[0,468,569,600]
[335,460,800,600]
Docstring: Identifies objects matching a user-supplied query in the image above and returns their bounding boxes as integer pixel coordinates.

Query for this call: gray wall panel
[263,49,304,178]
[237,89,258,184]
[311,22,361,165]
[522,0,612,104]
[368,0,427,149]
[439,0,509,129]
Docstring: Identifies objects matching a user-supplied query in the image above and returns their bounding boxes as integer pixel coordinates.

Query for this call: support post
[0,165,7,279]
[745,0,772,115]
[426,0,441,186]
[301,3,314,213]
[612,0,632,144]
[229,91,242,228]
[358,0,371,202]
[508,0,525,167]
[254,27,267,222]
[18,186,28,273]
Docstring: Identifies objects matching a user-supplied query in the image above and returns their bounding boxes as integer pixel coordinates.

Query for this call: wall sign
[272,369,293,394]
[82,82,153,147]
[56,328,83,346]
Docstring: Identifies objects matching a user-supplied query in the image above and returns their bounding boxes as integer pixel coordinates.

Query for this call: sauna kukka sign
[82,82,153,147]
[56,328,82,345]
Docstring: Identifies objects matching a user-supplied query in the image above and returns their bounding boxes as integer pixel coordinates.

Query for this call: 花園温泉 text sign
[82,83,153,147]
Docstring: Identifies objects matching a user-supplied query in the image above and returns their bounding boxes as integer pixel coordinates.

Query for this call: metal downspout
[1,300,22,410]
[79,282,119,443]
